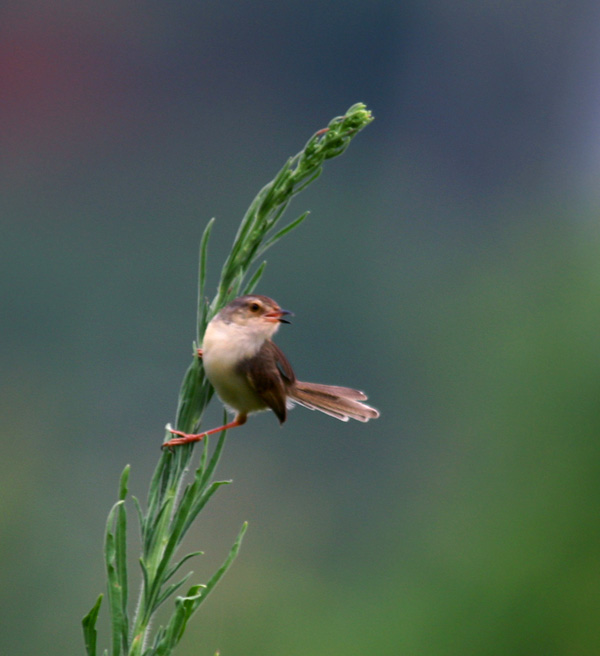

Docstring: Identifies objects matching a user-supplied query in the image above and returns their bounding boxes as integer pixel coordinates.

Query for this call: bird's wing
[237,340,295,423]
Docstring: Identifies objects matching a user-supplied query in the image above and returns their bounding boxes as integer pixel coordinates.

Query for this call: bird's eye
[249,302,260,312]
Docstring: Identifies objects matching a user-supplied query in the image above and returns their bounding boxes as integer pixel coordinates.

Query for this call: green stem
[82,103,373,656]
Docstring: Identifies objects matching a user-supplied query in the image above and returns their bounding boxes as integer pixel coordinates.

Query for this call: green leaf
[256,211,310,258]
[164,550,204,584]
[104,500,127,656]
[197,217,215,343]
[118,464,130,501]
[139,557,150,608]
[153,584,207,655]
[115,493,129,651]
[132,495,144,537]
[241,260,267,296]
[180,521,248,616]
[153,570,194,610]
[205,521,248,592]
[180,480,231,541]
[82,594,103,656]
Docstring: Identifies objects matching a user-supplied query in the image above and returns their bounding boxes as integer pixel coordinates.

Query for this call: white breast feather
[201,319,269,414]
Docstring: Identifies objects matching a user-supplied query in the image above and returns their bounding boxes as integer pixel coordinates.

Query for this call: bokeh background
[2,2,600,654]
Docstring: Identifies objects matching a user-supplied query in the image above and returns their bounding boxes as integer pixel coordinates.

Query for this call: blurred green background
[2,2,600,654]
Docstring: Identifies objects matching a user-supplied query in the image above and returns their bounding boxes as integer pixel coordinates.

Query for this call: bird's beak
[265,308,293,324]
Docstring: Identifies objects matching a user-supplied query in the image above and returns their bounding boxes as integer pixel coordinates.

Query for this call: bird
[163,294,379,447]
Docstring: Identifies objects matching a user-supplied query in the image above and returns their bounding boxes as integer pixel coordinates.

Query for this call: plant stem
[82,103,374,656]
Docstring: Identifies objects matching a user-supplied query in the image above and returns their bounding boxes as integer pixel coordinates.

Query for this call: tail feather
[289,381,380,423]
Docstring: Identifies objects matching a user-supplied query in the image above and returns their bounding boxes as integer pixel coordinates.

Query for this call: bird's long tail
[288,381,380,422]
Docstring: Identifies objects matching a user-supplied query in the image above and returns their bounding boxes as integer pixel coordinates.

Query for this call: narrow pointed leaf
[118,464,130,501]
[197,420,228,490]
[115,493,129,650]
[154,570,195,609]
[241,260,267,296]
[82,594,103,656]
[164,550,204,583]
[197,217,215,343]
[180,480,231,541]
[257,211,310,258]
[195,521,248,606]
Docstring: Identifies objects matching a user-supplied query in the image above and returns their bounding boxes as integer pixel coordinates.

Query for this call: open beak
[265,308,293,324]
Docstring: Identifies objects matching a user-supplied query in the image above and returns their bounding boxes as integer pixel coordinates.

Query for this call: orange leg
[162,414,247,448]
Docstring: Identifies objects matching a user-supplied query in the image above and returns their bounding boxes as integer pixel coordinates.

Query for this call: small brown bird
[164,295,379,447]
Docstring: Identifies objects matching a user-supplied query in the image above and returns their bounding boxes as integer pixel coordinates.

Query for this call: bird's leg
[197,348,203,358]
[162,414,247,448]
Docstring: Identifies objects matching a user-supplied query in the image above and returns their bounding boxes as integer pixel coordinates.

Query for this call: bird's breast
[201,319,267,414]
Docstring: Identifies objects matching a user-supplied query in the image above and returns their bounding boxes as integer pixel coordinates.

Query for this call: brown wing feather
[267,340,296,384]
[237,340,296,424]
